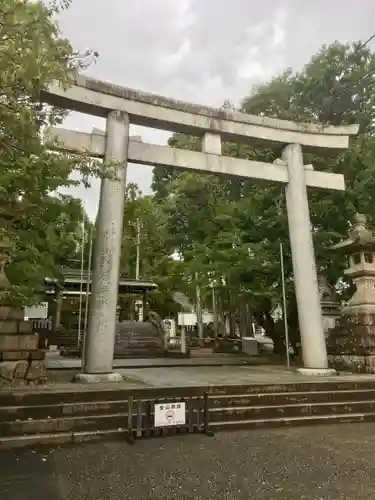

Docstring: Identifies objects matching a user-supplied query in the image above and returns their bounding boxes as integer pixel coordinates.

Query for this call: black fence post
[127,396,134,444]
[136,400,142,438]
[204,393,214,437]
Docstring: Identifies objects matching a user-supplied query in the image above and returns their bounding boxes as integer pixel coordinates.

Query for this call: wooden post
[51,285,63,345]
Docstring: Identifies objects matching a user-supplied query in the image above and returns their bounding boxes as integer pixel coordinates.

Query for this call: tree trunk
[239,298,254,338]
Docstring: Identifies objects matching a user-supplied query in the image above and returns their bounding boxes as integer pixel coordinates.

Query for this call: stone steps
[210,399,375,421]
[211,412,375,431]
[0,429,126,449]
[115,339,163,346]
[3,399,375,438]
[3,410,374,450]
[60,348,166,358]
[3,380,375,407]
[113,349,165,358]
[0,400,130,422]
[2,411,375,450]
[1,413,130,437]
[210,388,375,407]
[3,380,375,449]
[3,389,375,423]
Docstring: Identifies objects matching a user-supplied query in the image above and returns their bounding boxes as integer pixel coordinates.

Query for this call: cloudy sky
[57,0,375,220]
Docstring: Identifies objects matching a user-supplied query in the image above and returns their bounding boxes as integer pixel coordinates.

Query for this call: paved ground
[118,364,375,387]
[3,364,375,394]
[119,365,296,386]
[1,424,375,499]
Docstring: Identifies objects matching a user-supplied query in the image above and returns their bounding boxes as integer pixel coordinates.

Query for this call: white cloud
[272,7,287,47]
[157,40,192,76]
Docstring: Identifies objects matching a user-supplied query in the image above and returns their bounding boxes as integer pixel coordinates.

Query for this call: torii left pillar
[75,110,129,383]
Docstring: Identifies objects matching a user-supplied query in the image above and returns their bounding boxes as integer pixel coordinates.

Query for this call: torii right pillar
[282,143,334,375]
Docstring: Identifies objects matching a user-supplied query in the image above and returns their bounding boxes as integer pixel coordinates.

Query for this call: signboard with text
[154,402,186,427]
[177,312,214,326]
[177,313,196,326]
[24,302,48,320]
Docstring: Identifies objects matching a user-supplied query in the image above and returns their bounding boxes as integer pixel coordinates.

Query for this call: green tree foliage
[120,184,190,318]
[241,41,375,284]
[6,195,87,305]
[152,40,375,350]
[0,0,99,305]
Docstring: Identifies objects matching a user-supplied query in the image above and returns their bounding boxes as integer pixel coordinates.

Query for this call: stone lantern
[327,213,375,372]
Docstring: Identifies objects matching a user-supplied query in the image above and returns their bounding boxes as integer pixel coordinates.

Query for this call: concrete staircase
[2,381,375,449]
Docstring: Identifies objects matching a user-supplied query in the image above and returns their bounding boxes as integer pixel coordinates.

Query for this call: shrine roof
[44,268,158,293]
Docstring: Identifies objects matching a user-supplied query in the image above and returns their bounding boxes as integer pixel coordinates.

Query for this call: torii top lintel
[42,73,359,153]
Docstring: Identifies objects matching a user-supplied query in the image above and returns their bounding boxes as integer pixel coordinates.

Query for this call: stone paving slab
[1,424,374,499]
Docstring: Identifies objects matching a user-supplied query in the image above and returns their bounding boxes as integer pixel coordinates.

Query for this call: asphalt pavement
[1,424,375,499]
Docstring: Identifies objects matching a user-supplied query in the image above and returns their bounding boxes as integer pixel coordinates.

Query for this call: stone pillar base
[73,372,123,384]
[297,367,337,377]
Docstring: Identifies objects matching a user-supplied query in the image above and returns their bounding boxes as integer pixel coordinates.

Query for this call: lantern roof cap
[331,213,375,252]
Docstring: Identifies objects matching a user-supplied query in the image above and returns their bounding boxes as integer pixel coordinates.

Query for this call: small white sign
[177,312,214,326]
[178,312,196,326]
[203,312,213,324]
[24,302,48,320]
[154,402,186,427]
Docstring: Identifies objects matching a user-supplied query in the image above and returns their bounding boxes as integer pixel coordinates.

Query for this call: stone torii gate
[42,74,358,382]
